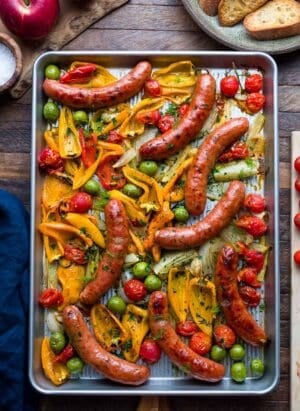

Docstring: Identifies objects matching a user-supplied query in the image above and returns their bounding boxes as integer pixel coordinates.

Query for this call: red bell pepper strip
[97,154,126,190]
[60,64,97,84]
[79,128,97,168]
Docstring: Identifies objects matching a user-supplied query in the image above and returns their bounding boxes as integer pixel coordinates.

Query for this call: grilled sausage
[215,244,267,346]
[185,117,249,216]
[43,61,152,109]
[80,199,129,305]
[148,291,225,382]
[155,180,245,250]
[139,74,216,160]
[63,305,150,385]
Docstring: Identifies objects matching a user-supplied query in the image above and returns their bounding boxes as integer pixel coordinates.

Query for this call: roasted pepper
[42,174,74,210]
[39,222,93,248]
[63,213,105,248]
[58,107,82,159]
[63,61,117,88]
[91,103,130,136]
[41,337,69,386]
[57,263,85,310]
[143,201,174,250]
[109,190,148,226]
[167,268,189,322]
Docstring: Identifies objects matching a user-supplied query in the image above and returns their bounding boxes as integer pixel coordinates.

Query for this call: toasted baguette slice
[199,0,221,16]
[218,0,268,26]
[244,0,300,40]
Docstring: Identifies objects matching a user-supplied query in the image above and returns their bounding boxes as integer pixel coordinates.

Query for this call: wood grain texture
[0,1,298,410]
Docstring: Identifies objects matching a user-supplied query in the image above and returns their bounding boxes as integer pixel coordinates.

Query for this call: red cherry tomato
[295,177,300,193]
[237,242,265,272]
[107,130,124,144]
[239,285,261,307]
[178,103,189,117]
[244,193,266,213]
[236,215,268,237]
[218,142,249,163]
[157,114,175,133]
[124,279,147,302]
[294,157,300,173]
[189,331,212,356]
[176,320,198,337]
[294,250,300,265]
[294,213,300,229]
[214,324,236,349]
[136,110,161,125]
[237,267,261,288]
[245,74,263,93]
[38,147,64,173]
[69,192,93,213]
[64,244,87,265]
[139,339,161,364]
[144,78,162,97]
[246,92,265,113]
[78,128,97,168]
[97,155,126,190]
[220,75,239,97]
[54,344,76,363]
[39,288,64,308]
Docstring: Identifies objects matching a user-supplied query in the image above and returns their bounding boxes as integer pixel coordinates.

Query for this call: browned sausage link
[215,244,267,346]
[139,74,216,161]
[148,291,225,382]
[155,180,245,250]
[185,117,249,216]
[80,199,129,305]
[63,305,150,385]
[43,61,152,109]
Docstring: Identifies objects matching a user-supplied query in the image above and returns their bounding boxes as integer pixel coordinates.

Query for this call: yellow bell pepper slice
[41,206,64,262]
[44,128,59,151]
[152,244,161,263]
[41,338,69,386]
[109,190,148,225]
[39,222,93,247]
[129,230,145,256]
[68,61,117,88]
[143,201,174,250]
[58,107,82,159]
[189,277,217,337]
[91,304,128,352]
[42,175,74,210]
[57,263,85,310]
[122,304,149,363]
[119,98,165,137]
[64,159,81,177]
[63,213,105,248]
[162,158,193,200]
[167,268,189,322]
[72,148,103,190]
[92,104,130,136]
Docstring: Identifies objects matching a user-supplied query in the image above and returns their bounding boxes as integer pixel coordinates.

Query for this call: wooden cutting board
[290,131,300,411]
[0,0,128,99]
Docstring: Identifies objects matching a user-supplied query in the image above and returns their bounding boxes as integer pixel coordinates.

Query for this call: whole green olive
[44,64,60,80]
[66,357,84,374]
[231,362,247,383]
[132,262,151,279]
[138,161,158,177]
[73,110,88,124]
[123,183,142,198]
[49,331,66,354]
[43,101,60,122]
[83,179,101,195]
[174,206,189,223]
[144,274,162,291]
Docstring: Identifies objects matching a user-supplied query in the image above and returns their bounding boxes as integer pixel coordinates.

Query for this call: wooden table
[0,1,298,410]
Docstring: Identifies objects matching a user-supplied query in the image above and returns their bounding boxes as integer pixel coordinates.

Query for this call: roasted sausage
[63,305,150,385]
[80,199,129,305]
[148,291,225,382]
[215,244,267,346]
[139,74,216,160]
[185,117,249,216]
[155,180,245,250]
[43,61,152,109]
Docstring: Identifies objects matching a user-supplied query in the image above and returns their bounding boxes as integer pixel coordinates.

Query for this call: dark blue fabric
[0,190,37,411]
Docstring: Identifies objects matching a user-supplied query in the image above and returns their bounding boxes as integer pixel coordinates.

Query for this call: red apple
[0,0,60,40]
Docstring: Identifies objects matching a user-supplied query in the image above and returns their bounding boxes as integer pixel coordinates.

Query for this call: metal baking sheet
[29,51,279,395]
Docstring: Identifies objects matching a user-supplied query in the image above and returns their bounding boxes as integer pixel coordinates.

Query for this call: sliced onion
[124,253,140,266]
[112,147,136,168]
[234,94,247,101]
[134,128,157,162]
[46,310,64,333]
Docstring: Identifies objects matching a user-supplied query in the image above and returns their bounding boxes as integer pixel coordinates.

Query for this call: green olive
[123,183,143,198]
[44,64,60,80]
[250,358,265,377]
[231,362,247,383]
[229,344,245,361]
[144,274,162,291]
[66,357,84,374]
[43,101,60,122]
[84,179,101,195]
[49,331,66,354]
[107,295,127,314]
[73,110,88,124]
[210,345,226,362]
[138,161,158,176]
[174,206,189,223]
[132,261,151,279]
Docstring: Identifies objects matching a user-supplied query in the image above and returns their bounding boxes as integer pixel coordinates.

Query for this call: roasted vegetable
[167,268,189,322]
[41,337,69,386]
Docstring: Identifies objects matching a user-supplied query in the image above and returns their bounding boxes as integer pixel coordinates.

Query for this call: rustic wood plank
[279,86,300,113]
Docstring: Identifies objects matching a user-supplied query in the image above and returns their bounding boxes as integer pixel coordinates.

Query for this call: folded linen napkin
[0,189,37,411]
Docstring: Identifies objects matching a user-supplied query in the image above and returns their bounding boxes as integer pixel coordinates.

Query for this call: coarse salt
[0,43,16,86]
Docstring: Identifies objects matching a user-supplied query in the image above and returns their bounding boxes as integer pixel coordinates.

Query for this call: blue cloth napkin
[0,190,37,411]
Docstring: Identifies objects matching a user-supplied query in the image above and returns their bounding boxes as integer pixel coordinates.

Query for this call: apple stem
[23,0,30,5]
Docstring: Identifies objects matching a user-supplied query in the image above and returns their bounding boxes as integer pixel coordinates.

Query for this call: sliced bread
[243,0,300,40]
[218,0,268,26]
[198,0,221,16]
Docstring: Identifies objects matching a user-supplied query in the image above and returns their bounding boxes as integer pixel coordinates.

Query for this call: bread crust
[199,0,221,16]
[218,0,268,26]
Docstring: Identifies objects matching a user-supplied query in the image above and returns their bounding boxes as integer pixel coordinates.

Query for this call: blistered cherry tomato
[237,267,261,288]
[54,344,76,364]
[136,110,161,125]
[294,213,300,229]
[214,324,236,349]
[139,339,161,364]
[239,285,261,307]
[236,215,268,237]
[189,331,212,356]
[124,279,147,302]
[245,74,263,93]
[244,193,266,213]
[294,157,300,173]
[157,114,175,133]
[39,288,64,308]
[69,192,93,213]
[220,75,239,97]
[176,320,198,337]
[294,250,300,265]
[178,103,189,117]
[237,242,265,272]
[218,142,249,163]
[64,244,87,265]
[97,155,126,190]
[38,147,64,173]
[295,177,300,193]
[144,78,162,97]
[107,130,124,144]
[246,93,265,113]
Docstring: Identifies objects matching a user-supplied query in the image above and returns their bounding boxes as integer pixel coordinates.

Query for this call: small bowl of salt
[0,32,22,94]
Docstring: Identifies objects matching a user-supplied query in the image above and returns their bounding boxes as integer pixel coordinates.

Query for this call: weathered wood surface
[0,1,298,410]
